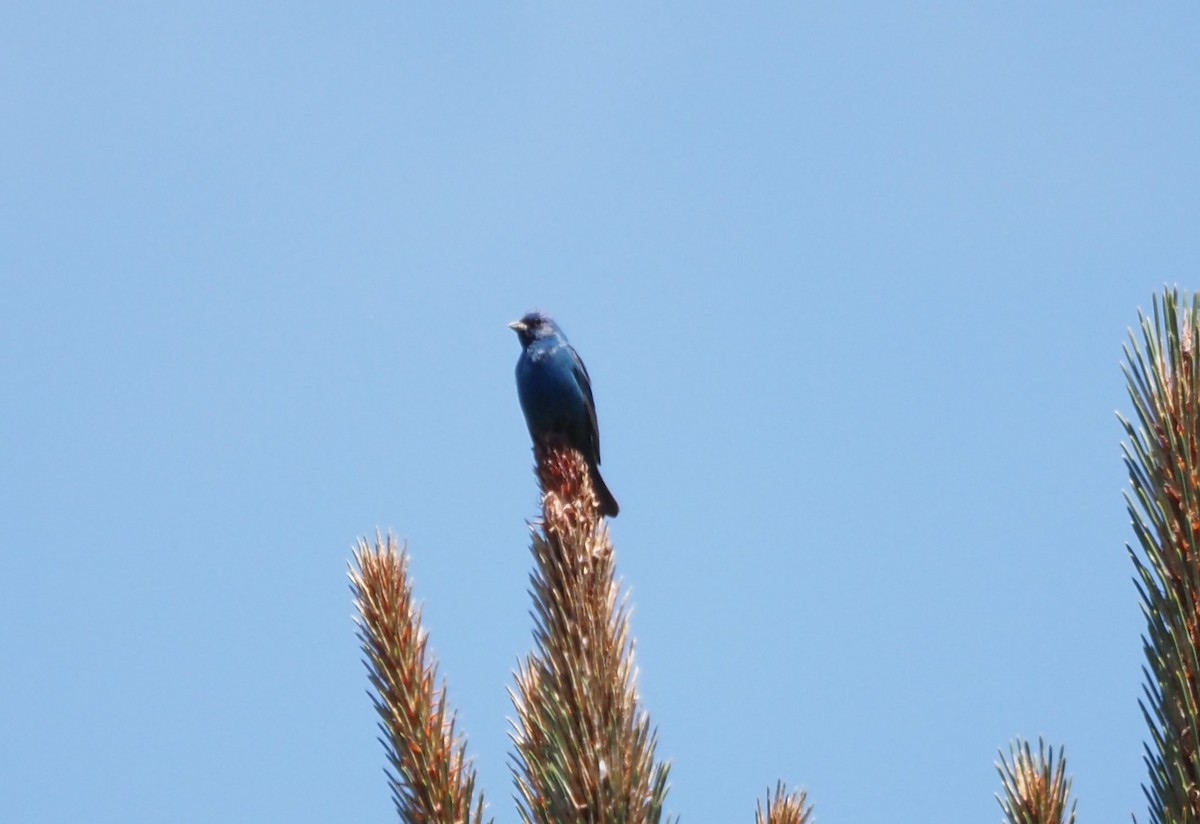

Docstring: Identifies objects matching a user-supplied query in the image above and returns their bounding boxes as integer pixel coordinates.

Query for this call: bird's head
[508,311,561,347]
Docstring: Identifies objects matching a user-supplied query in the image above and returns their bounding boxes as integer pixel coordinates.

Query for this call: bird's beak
[508,320,527,333]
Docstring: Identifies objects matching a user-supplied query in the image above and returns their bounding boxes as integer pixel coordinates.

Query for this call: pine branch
[509,445,671,824]
[1121,288,1200,824]
[350,532,488,824]
[996,738,1076,824]
[755,782,813,824]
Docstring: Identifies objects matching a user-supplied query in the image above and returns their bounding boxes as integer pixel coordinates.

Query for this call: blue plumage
[510,311,619,517]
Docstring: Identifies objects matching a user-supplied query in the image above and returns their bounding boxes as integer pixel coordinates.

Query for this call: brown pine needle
[350,532,487,824]
[510,445,671,824]
[996,738,1076,824]
[755,782,813,824]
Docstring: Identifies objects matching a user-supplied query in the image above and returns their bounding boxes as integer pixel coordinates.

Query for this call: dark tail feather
[590,463,619,518]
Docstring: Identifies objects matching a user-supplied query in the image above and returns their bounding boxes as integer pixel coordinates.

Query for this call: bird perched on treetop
[509,311,619,517]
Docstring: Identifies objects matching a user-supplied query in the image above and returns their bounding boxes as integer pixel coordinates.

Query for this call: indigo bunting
[510,311,619,517]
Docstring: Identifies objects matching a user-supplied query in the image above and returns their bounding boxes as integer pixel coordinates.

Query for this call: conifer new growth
[996,738,1076,824]
[350,533,487,824]
[509,444,671,824]
[1121,288,1200,824]
[755,782,813,824]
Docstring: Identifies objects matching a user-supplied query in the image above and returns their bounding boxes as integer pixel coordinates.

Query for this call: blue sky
[3,4,1197,822]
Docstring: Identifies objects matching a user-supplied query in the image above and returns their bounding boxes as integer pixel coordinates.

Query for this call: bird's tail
[590,464,620,518]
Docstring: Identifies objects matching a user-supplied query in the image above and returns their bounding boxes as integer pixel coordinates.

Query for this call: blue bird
[510,311,619,517]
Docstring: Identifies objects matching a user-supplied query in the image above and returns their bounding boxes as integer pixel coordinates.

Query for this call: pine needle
[351,532,488,824]
[996,738,1076,824]
[755,782,814,824]
[1122,288,1200,824]
[509,445,671,824]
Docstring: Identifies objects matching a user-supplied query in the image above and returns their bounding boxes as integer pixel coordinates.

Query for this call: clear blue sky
[3,4,1196,822]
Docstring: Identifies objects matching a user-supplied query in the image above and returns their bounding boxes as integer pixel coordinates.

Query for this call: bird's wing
[569,345,602,465]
